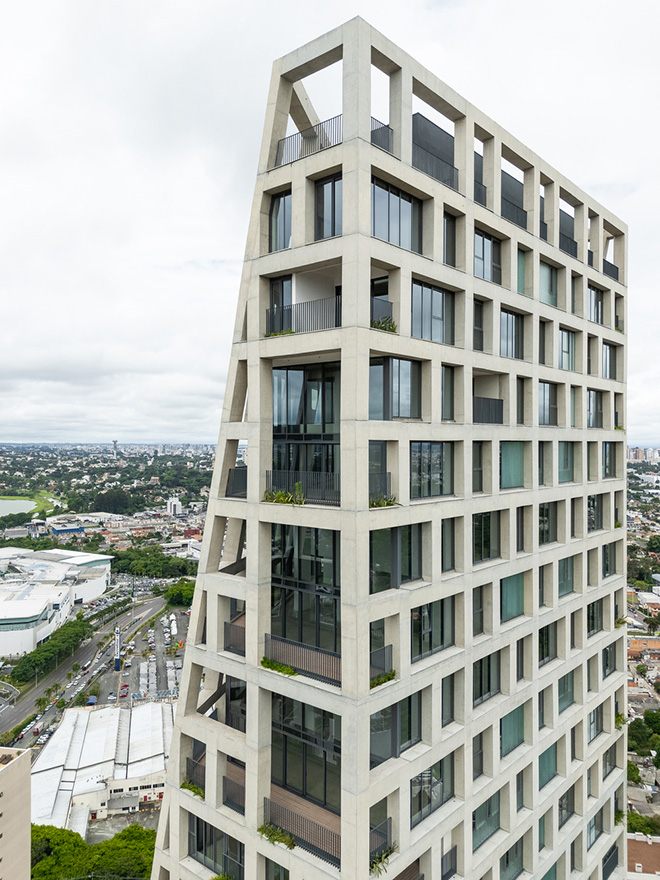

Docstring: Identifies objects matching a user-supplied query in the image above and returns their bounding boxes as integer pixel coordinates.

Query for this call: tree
[73,692,88,707]
[72,662,80,674]
[638,664,648,677]
[56,699,65,709]
[44,687,53,703]
[628,760,642,784]
[31,825,89,878]
[31,823,156,879]
[628,813,660,835]
[648,535,660,554]
[629,718,652,752]
[34,696,48,713]
[165,578,196,607]
[52,682,61,696]
[66,671,72,683]
[645,709,660,735]
[86,825,156,878]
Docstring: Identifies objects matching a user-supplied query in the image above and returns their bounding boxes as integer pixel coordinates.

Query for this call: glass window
[517,248,526,294]
[269,190,292,252]
[539,382,558,426]
[558,556,575,597]
[588,286,604,324]
[602,642,617,678]
[603,743,617,779]
[441,365,454,420]
[559,328,576,370]
[558,670,574,713]
[472,441,483,493]
[315,174,342,240]
[558,442,574,483]
[587,703,604,742]
[473,299,484,351]
[540,261,557,306]
[411,280,454,345]
[473,512,500,563]
[500,704,525,757]
[539,743,557,788]
[474,229,502,284]
[266,860,289,880]
[500,309,524,359]
[369,357,421,420]
[410,441,454,498]
[500,838,524,880]
[587,808,603,848]
[370,692,422,768]
[587,494,604,531]
[539,320,547,365]
[558,785,574,827]
[587,600,603,636]
[602,542,616,578]
[411,752,455,827]
[602,343,616,379]
[443,213,456,266]
[269,275,293,333]
[473,731,484,779]
[517,377,525,424]
[473,651,500,706]
[501,441,525,489]
[370,524,422,593]
[271,524,340,591]
[442,674,454,726]
[516,638,525,680]
[586,389,603,428]
[539,502,558,545]
[188,814,245,876]
[472,791,500,850]
[516,770,524,810]
[501,572,525,622]
[602,441,615,478]
[371,177,422,253]
[516,506,525,553]
[539,623,557,666]
[411,597,455,662]
[473,585,484,636]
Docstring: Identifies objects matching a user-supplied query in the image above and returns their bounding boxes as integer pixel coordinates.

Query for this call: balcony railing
[226,709,246,733]
[474,180,487,206]
[602,844,618,880]
[412,142,459,190]
[224,621,246,656]
[559,233,578,258]
[371,117,393,153]
[266,295,342,336]
[441,846,458,880]
[264,797,340,868]
[540,220,548,241]
[226,467,247,498]
[265,633,341,686]
[369,472,392,502]
[275,114,342,166]
[615,314,624,331]
[371,297,394,329]
[473,396,504,424]
[603,259,619,281]
[501,197,527,229]
[369,818,392,860]
[370,644,393,682]
[223,775,245,815]
[185,756,205,793]
[266,470,340,506]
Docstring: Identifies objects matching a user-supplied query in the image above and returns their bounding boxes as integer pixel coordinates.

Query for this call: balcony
[370,644,393,684]
[225,467,247,498]
[412,142,458,190]
[473,396,504,424]
[185,755,205,794]
[266,470,340,506]
[371,117,393,153]
[371,296,395,331]
[559,233,578,258]
[266,296,342,336]
[274,114,342,167]
[265,794,340,868]
[441,846,458,880]
[602,844,618,880]
[369,817,392,861]
[615,314,624,332]
[603,259,619,281]
[223,762,245,815]
[369,472,392,505]
[224,619,246,656]
[501,197,527,230]
[474,180,487,206]
[265,633,341,686]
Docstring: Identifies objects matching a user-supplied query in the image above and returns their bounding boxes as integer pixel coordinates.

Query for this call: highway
[0,595,166,737]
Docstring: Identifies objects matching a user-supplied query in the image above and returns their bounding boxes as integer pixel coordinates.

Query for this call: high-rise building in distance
[152,18,627,880]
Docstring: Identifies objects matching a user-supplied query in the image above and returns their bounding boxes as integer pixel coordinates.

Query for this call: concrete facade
[0,747,31,880]
[152,18,628,880]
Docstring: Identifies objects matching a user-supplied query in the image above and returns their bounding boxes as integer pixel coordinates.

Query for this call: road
[0,595,167,736]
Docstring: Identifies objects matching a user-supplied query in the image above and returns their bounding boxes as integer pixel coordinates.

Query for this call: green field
[0,490,62,515]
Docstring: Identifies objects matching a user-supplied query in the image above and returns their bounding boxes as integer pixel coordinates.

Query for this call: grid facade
[152,18,627,880]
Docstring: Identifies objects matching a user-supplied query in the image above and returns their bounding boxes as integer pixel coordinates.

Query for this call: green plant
[615,424,624,431]
[263,481,305,506]
[370,670,396,689]
[615,712,627,730]
[265,328,295,338]
[180,779,204,798]
[369,494,397,508]
[370,843,397,875]
[370,316,397,333]
[261,657,297,676]
[210,875,235,880]
[614,809,625,826]
[615,617,627,628]
[257,824,295,850]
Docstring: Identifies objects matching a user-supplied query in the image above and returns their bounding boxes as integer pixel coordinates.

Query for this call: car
[35,714,42,721]
[123,672,130,677]
[108,694,117,702]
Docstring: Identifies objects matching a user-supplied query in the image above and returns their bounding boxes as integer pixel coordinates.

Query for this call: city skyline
[2,0,658,445]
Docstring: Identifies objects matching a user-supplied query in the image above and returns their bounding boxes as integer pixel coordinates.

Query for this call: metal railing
[473,396,504,424]
[501,197,527,229]
[371,117,393,153]
[441,845,458,880]
[559,233,578,258]
[369,817,392,860]
[266,295,342,335]
[615,314,624,331]
[369,472,392,502]
[540,220,548,240]
[223,775,245,815]
[264,797,341,867]
[370,644,393,681]
[225,468,247,498]
[275,115,342,166]
[588,249,594,267]
[224,621,246,656]
[371,297,394,326]
[474,180,487,206]
[602,844,618,880]
[265,633,341,686]
[412,142,459,190]
[185,756,205,793]
[603,259,619,281]
[226,709,247,733]
[266,470,340,506]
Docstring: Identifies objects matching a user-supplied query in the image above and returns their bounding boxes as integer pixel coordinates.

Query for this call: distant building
[0,747,31,879]
[0,548,112,655]
[166,497,183,516]
[628,833,660,877]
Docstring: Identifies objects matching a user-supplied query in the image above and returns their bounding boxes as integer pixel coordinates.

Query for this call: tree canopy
[111,546,196,578]
[11,619,92,683]
[31,824,156,879]
[165,578,196,607]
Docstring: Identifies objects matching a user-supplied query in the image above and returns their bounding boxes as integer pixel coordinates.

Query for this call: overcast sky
[2,0,658,445]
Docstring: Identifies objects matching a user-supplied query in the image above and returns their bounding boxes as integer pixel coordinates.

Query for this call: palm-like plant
[34,696,48,713]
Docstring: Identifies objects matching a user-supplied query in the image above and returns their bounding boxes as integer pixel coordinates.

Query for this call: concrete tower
[152,18,627,880]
